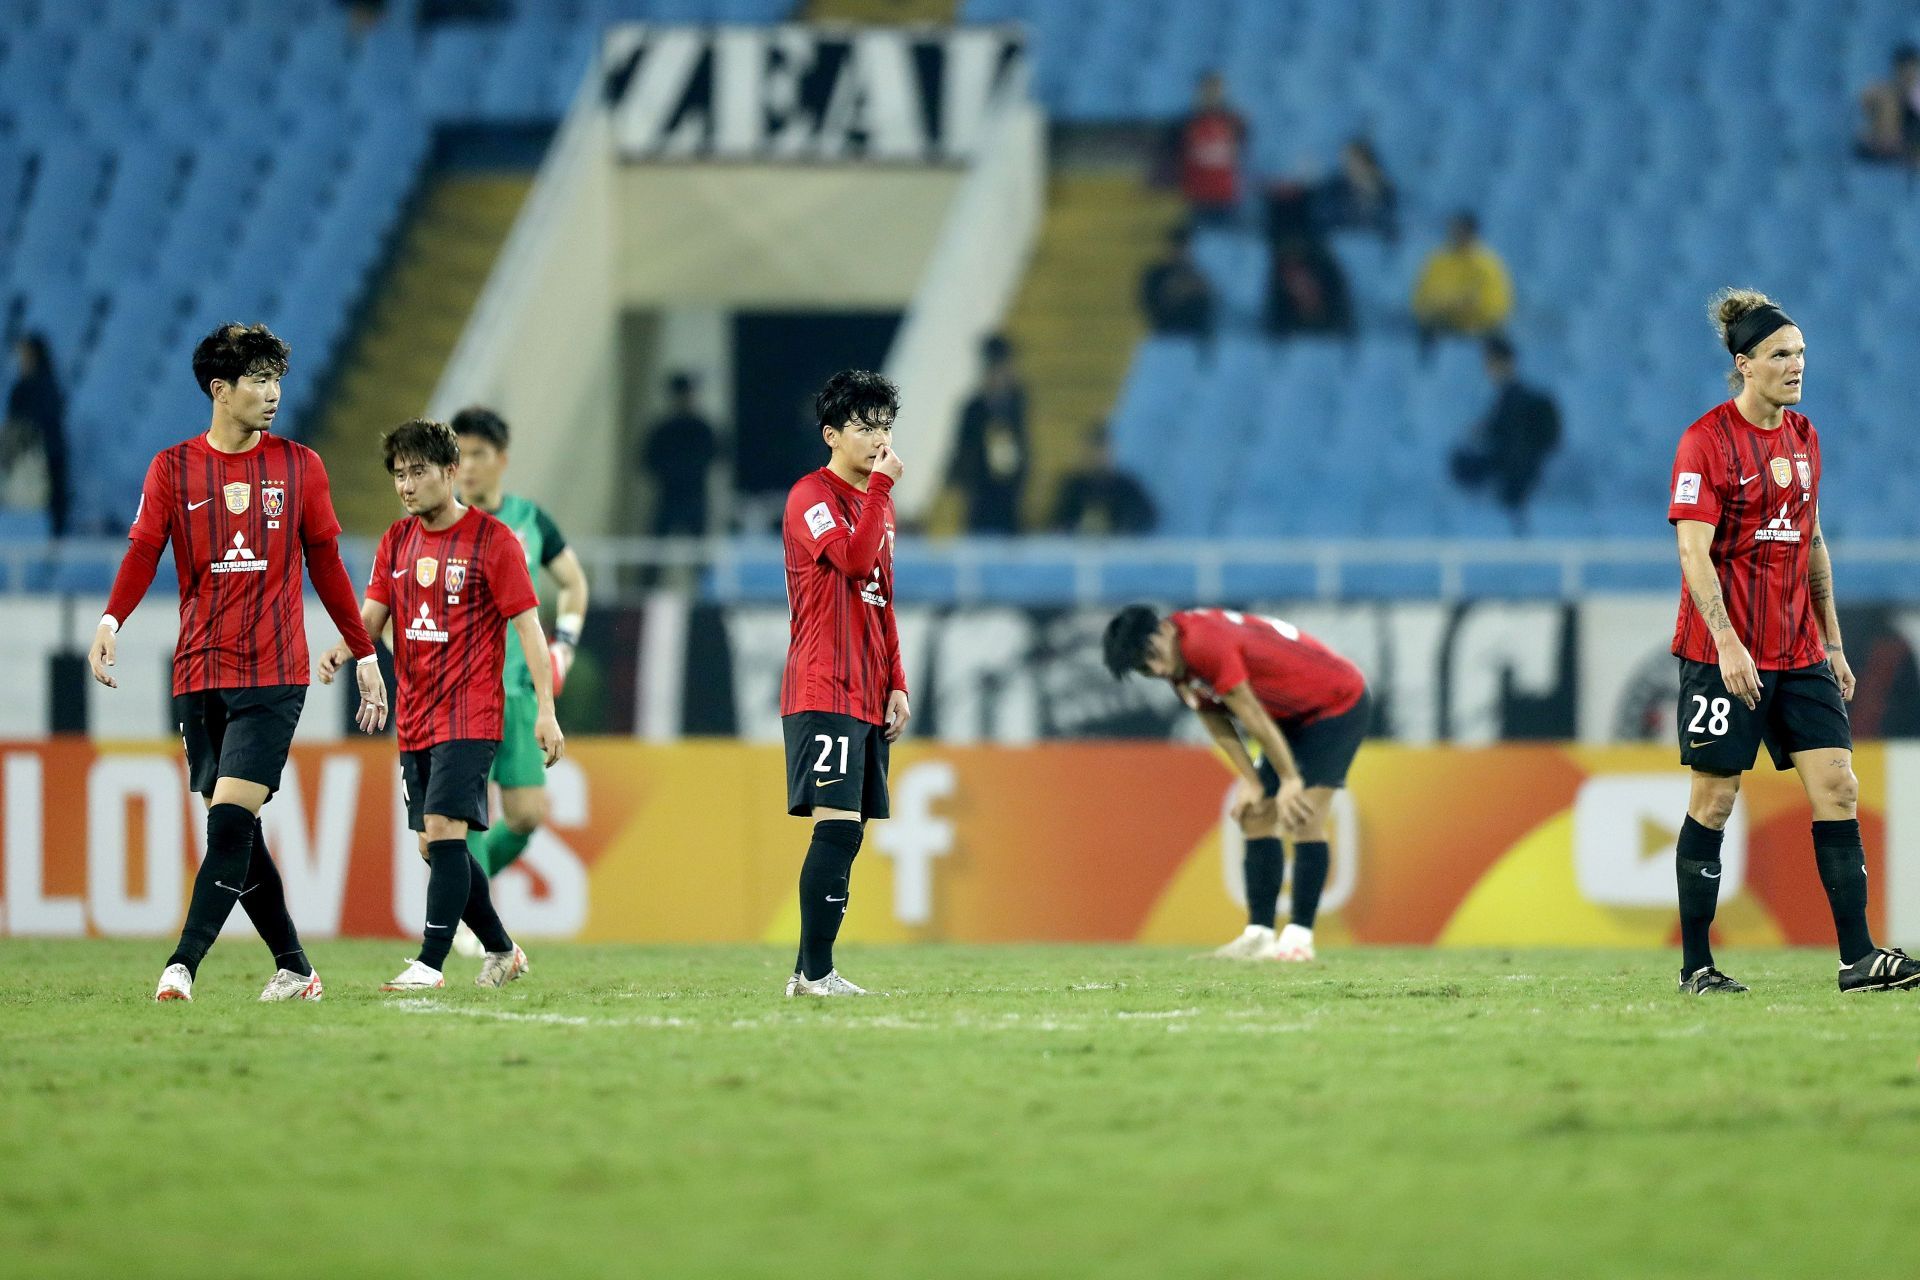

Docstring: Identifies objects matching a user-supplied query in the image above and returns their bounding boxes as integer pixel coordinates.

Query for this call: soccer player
[1103,605,1370,962]
[87,323,387,1003]
[319,419,561,992]
[448,407,588,895]
[1666,289,1918,995]
[780,371,910,997]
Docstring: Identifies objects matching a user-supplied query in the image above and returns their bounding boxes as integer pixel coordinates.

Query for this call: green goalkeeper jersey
[484,493,568,694]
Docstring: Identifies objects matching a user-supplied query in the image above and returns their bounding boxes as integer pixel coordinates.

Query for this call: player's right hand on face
[873,445,904,484]
[1716,634,1762,710]
[88,625,117,689]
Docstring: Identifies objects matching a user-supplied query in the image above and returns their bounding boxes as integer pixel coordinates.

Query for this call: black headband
[1726,305,1794,357]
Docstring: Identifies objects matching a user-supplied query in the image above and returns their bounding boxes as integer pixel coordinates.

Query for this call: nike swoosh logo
[214,880,255,896]
[826,895,847,903]
[1701,868,1721,879]
[814,778,839,787]
[391,568,407,577]
[187,498,213,511]
[1738,474,1759,485]
[1690,739,1717,748]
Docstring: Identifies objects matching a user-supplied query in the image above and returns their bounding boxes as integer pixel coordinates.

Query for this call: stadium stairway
[314,171,533,535]
[999,170,1183,530]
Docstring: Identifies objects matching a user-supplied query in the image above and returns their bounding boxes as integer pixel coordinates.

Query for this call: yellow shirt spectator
[1413,214,1513,335]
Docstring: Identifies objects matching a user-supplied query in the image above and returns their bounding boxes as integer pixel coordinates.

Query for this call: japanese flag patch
[804,501,836,540]
[1674,472,1702,505]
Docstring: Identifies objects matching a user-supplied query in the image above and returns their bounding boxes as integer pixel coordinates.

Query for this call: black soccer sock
[418,839,471,971]
[238,818,310,977]
[1812,819,1875,965]
[797,820,863,982]
[167,804,256,978]
[1676,815,1726,974]
[459,850,514,954]
[1290,840,1330,930]
[1243,837,1282,929]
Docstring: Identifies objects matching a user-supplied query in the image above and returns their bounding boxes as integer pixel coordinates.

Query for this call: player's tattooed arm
[1809,507,1855,700]
[1677,519,1761,708]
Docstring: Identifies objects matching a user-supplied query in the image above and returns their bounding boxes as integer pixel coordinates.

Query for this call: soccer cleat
[475,945,529,990]
[451,922,485,960]
[259,967,323,1002]
[1212,925,1276,960]
[1266,923,1316,963]
[154,963,193,1002]
[788,970,869,997]
[1838,948,1920,993]
[381,960,445,992]
[1678,965,1750,994]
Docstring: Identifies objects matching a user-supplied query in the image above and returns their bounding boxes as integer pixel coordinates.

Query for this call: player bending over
[1665,289,1917,994]
[1104,605,1370,962]
[321,419,562,992]
[91,323,386,1003]
[779,371,910,997]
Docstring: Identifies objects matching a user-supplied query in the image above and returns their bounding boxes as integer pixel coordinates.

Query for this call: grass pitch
[4,941,1917,1279]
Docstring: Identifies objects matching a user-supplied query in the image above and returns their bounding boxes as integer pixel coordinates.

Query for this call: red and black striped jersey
[780,466,906,724]
[1171,608,1366,725]
[1668,402,1825,670]
[128,433,342,694]
[366,506,539,750]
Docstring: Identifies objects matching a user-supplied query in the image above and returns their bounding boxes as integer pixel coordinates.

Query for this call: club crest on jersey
[1796,460,1812,489]
[1770,458,1793,488]
[445,563,466,594]
[415,557,438,587]
[223,482,251,514]
[261,486,285,518]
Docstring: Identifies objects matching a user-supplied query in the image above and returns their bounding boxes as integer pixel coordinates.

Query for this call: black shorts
[784,711,890,820]
[1677,658,1852,774]
[174,684,306,800]
[400,739,497,833]
[1258,687,1372,793]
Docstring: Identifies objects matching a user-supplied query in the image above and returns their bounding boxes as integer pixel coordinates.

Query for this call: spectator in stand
[1139,226,1216,339]
[1314,138,1397,241]
[1265,231,1354,338]
[1164,71,1248,225]
[1052,426,1157,536]
[947,334,1031,534]
[1856,44,1920,167]
[1448,336,1561,534]
[640,370,722,536]
[1412,211,1512,351]
[1,333,69,536]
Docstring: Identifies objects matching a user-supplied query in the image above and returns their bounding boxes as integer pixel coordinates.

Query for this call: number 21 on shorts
[813,734,849,774]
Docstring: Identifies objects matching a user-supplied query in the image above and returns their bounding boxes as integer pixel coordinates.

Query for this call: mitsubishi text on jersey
[1171,609,1366,724]
[1668,402,1825,670]
[367,506,539,750]
[780,467,906,724]
[128,433,342,694]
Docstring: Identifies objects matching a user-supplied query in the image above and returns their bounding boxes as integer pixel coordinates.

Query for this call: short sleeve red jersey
[780,467,902,724]
[367,506,539,750]
[1667,402,1824,670]
[127,433,343,695]
[1171,608,1366,725]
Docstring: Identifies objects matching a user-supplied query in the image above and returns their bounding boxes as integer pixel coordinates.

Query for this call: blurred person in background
[1051,425,1157,536]
[2,332,70,535]
[1448,335,1562,533]
[1161,71,1248,225]
[1314,137,1398,241]
[1412,211,1512,352]
[947,334,1030,534]
[1856,43,1920,167]
[1139,225,1216,339]
[1264,230,1354,338]
[450,406,589,934]
[641,370,722,536]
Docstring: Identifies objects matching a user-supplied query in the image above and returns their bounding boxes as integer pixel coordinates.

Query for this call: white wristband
[99,615,119,634]
[356,653,379,666]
